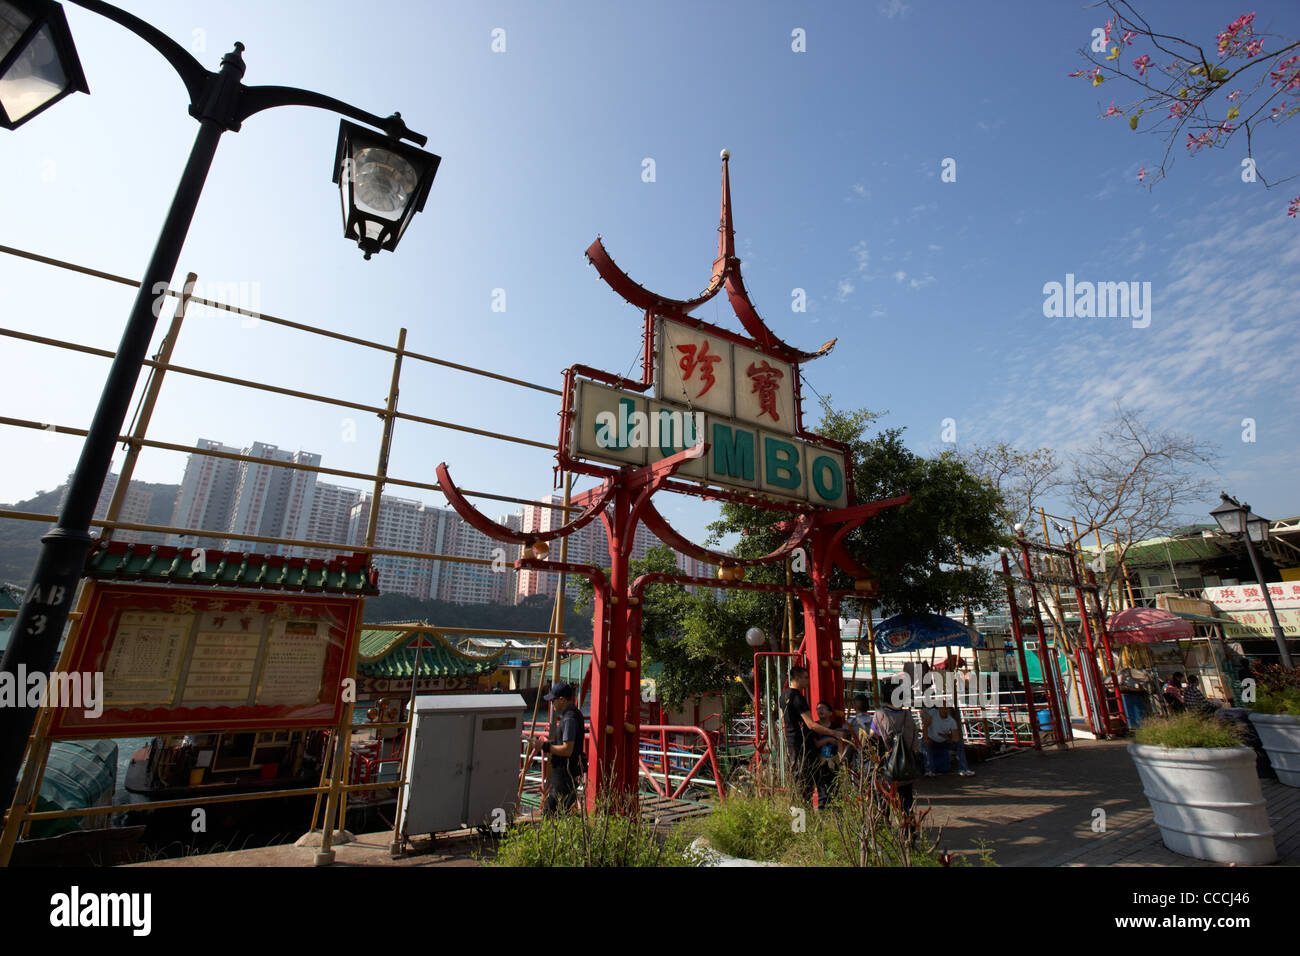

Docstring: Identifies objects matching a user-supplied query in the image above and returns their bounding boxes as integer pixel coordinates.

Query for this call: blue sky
[1,0,1297,546]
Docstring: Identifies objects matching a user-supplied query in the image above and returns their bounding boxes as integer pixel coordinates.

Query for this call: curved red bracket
[585,238,725,315]
[436,462,616,545]
[638,498,813,568]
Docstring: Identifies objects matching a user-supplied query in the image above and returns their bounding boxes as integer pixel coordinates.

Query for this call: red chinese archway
[438,152,908,802]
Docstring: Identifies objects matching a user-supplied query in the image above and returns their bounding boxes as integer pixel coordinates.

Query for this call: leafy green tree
[708,404,1007,622]
[573,545,762,709]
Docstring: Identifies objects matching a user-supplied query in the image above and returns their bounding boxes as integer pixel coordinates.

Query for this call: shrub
[487,797,691,867]
[1250,664,1300,717]
[697,789,798,862]
[1134,712,1245,749]
[695,762,991,867]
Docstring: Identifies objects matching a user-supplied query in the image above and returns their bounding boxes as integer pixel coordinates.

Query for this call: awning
[1106,607,1194,645]
[874,613,985,653]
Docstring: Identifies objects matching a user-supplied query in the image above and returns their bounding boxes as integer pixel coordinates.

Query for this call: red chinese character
[746,360,785,421]
[676,340,722,398]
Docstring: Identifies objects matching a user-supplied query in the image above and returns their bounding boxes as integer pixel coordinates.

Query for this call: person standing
[870,677,921,842]
[780,666,846,805]
[534,681,584,816]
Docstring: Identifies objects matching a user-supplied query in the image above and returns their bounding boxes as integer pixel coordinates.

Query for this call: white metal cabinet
[401,694,526,836]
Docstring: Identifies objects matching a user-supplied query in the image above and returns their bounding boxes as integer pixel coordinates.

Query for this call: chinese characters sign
[51,582,360,738]
[568,317,847,508]
[1203,582,1300,612]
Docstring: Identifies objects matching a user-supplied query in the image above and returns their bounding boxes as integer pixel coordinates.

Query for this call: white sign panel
[656,319,734,418]
[1203,582,1300,612]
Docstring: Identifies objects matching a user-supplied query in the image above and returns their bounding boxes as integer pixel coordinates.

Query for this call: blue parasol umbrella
[873,612,984,654]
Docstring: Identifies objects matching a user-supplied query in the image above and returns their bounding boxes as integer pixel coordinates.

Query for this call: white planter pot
[1249,712,1300,787]
[686,837,783,867]
[1128,744,1276,865]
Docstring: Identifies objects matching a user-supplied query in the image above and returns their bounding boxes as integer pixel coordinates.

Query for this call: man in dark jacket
[780,666,847,804]
[536,681,584,816]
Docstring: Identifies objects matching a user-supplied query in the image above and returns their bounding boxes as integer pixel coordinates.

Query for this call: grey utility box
[401,694,527,836]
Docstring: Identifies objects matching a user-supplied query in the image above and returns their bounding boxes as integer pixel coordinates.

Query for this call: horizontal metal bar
[20,784,330,819]
[0,243,559,395]
[1,412,578,515]
[0,328,558,451]
[0,508,496,568]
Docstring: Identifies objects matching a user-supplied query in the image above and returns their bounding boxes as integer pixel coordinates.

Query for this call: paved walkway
[129,740,1299,867]
[917,739,1299,867]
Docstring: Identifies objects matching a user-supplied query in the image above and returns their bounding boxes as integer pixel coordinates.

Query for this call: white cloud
[893,270,907,283]
[836,279,855,301]
[880,0,909,18]
[851,240,870,274]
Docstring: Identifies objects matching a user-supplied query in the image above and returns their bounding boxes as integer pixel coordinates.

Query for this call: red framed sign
[49,582,361,739]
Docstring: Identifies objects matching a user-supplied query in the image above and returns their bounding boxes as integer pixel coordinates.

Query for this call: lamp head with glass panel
[0,0,87,130]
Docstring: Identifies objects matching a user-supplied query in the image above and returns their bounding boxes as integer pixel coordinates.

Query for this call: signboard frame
[560,315,851,510]
[48,581,361,739]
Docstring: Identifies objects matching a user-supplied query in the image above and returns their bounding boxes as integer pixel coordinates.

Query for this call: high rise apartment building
[59,471,160,545]
[168,439,242,549]
[227,443,320,555]
[300,482,363,558]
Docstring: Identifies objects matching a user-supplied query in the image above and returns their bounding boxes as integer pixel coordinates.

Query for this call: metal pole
[0,116,228,808]
[99,273,198,544]
[1242,533,1293,668]
[1001,552,1041,750]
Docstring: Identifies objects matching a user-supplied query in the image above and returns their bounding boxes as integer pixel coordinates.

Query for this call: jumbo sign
[567,318,849,508]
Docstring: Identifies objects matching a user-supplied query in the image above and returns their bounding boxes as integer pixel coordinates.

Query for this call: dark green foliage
[709,403,1007,618]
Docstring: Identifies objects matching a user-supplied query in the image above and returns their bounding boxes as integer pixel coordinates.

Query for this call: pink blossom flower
[1227,89,1241,102]
[1288,196,1300,218]
[1104,102,1122,117]
[1246,38,1264,57]
[1133,54,1152,76]
[1122,31,1135,45]
[1103,18,1112,43]
[1138,166,1146,182]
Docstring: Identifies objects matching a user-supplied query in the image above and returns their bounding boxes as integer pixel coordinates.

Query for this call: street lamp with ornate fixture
[0,0,442,808]
[1210,493,1292,668]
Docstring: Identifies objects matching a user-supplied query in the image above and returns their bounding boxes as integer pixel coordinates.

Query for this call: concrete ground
[128,739,1300,867]
[916,738,1300,867]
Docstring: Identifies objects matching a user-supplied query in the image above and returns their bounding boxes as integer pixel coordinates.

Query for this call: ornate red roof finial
[584,150,836,364]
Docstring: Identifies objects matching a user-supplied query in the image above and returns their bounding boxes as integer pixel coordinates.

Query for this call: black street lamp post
[1210,493,1292,669]
[0,0,441,808]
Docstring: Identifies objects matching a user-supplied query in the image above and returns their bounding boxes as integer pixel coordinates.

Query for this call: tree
[956,404,1220,654]
[956,442,1063,534]
[1072,1,1300,216]
[709,404,1008,623]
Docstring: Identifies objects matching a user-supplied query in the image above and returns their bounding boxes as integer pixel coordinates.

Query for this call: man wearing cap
[536,681,584,816]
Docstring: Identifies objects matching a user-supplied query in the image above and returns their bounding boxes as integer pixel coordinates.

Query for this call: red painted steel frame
[1016,540,1071,746]
[435,156,912,804]
[1001,551,1044,750]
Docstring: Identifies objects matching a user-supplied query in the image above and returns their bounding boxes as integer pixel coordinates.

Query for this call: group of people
[1161,671,1233,716]
[779,667,976,827]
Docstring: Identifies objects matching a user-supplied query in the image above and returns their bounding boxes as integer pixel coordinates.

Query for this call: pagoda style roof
[357,624,505,679]
[585,150,836,365]
[85,540,379,594]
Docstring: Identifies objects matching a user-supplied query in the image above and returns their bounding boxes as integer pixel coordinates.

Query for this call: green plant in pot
[1248,664,1300,787]
[1128,713,1276,865]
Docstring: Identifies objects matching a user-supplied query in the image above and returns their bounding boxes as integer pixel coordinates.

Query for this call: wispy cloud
[969,206,1300,484]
